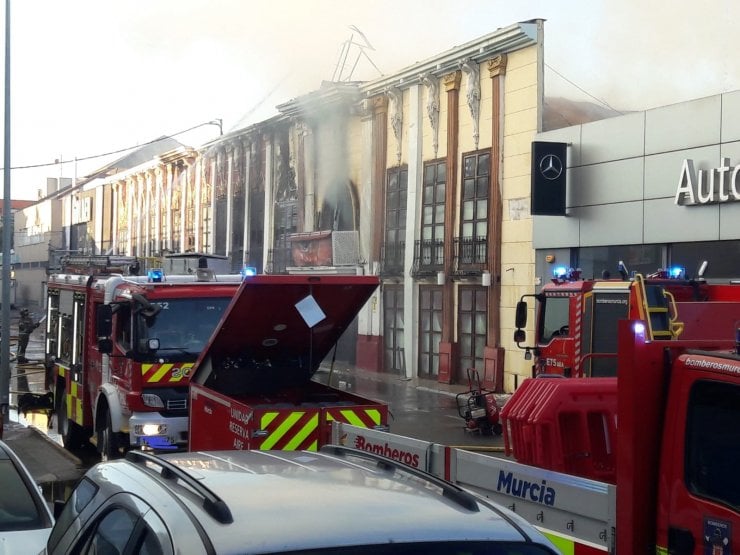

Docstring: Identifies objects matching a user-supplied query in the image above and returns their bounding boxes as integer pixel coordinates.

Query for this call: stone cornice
[276,82,363,119]
[361,20,539,97]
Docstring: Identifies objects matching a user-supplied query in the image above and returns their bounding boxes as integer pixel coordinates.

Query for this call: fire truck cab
[514,263,740,378]
[46,255,242,459]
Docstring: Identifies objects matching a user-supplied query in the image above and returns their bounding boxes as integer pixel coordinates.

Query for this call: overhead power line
[545,64,623,115]
[4,119,223,171]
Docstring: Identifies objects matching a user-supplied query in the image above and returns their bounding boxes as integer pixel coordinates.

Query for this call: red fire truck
[187,274,388,452]
[46,255,242,459]
[514,263,740,377]
[334,321,740,553]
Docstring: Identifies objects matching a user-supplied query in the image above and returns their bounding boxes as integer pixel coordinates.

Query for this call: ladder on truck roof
[59,254,141,276]
[634,274,684,340]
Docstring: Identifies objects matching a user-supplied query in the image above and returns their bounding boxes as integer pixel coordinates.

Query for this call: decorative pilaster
[460,58,481,149]
[420,73,440,158]
[486,53,507,392]
[440,69,461,372]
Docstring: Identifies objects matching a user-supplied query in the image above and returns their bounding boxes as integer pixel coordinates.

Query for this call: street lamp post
[1,0,11,435]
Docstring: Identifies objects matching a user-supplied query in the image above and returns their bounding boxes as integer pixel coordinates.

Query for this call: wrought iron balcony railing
[380,241,405,277]
[411,239,444,277]
[453,236,487,276]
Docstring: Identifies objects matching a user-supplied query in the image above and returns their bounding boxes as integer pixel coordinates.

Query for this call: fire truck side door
[587,291,630,377]
[658,371,740,554]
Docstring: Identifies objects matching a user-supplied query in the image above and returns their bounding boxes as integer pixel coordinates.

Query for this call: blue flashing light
[147,269,164,283]
[668,266,685,279]
[240,265,257,279]
[633,322,646,336]
[553,266,568,279]
[142,436,178,451]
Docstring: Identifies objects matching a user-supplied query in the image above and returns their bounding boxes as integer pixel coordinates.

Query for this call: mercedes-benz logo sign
[539,154,563,181]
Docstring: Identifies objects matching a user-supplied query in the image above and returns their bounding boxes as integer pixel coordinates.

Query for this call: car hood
[0,527,52,555]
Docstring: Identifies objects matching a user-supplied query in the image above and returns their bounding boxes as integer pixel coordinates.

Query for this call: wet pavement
[2,311,510,497]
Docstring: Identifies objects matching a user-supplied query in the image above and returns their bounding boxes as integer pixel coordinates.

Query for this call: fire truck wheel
[57,390,87,449]
[98,409,121,461]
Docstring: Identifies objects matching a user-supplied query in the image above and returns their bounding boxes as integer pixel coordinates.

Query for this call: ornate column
[241,139,251,265]
[144,171,152,257]
[225,143,234,256]
[111,182,119,253]
[136,175,145,256]
[486,54,507,392]
[163,165,172,251]
[370,95,388,264]
[179,163,187,253]
[209,156,217,254]
[438,69,461,384]
[194,157,202,253]
[152,169,161,254]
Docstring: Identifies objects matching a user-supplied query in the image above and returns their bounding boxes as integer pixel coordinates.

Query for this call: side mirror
[514,329,526,344]
[96,304,113,354]
[515,300,528,329]
[97,338,113,354]
[96,304,113,337]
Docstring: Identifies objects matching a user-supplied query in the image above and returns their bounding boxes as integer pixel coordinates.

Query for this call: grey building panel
[720,140,740,163]
[580,111,645,165]
[537,126,583,166]
[571,158,644,206]
[645,95,721,155]
[532,212,579,249]
[719,202,740,240]
[644,145,719,200]
[643,198,719,243]
[577,202,643,247]
[721,90,740,142]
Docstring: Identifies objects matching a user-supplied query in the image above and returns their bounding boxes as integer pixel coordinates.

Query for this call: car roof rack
[125,451,233,524]
[320,445,480,512]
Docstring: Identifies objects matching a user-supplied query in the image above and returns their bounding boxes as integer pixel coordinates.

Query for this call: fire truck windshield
[136,297,231,355]
[540,296,570,343]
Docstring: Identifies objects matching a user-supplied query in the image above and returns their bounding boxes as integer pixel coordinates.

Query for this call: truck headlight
[141,393,165,408]
[134,423,167,436]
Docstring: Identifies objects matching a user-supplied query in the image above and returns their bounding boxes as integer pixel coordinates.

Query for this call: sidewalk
[1,308,85,484]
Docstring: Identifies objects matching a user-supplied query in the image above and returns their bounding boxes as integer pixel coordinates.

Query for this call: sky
[3,0,740,199]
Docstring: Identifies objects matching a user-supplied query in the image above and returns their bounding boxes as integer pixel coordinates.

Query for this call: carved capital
[370,95,388,114]
[442,71,462,92]
[487,54,508,78]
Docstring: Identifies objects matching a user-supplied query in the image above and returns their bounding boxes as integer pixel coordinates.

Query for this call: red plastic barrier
[501,377,618,483]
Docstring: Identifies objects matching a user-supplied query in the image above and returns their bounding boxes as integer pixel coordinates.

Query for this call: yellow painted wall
[500,45,538,391]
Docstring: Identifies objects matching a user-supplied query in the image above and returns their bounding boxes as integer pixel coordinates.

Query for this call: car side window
[48,478,98,551]
[75,507,138,555]
[0,459,43,529]
[71,505,167,555]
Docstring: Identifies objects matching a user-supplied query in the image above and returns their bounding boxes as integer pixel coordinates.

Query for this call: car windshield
[0,459,44,531]
[137,297,231,354]
[281,543,556,555]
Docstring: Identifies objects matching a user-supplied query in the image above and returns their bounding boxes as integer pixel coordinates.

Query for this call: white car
[0,439,54,553]
[47,445,560,554]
